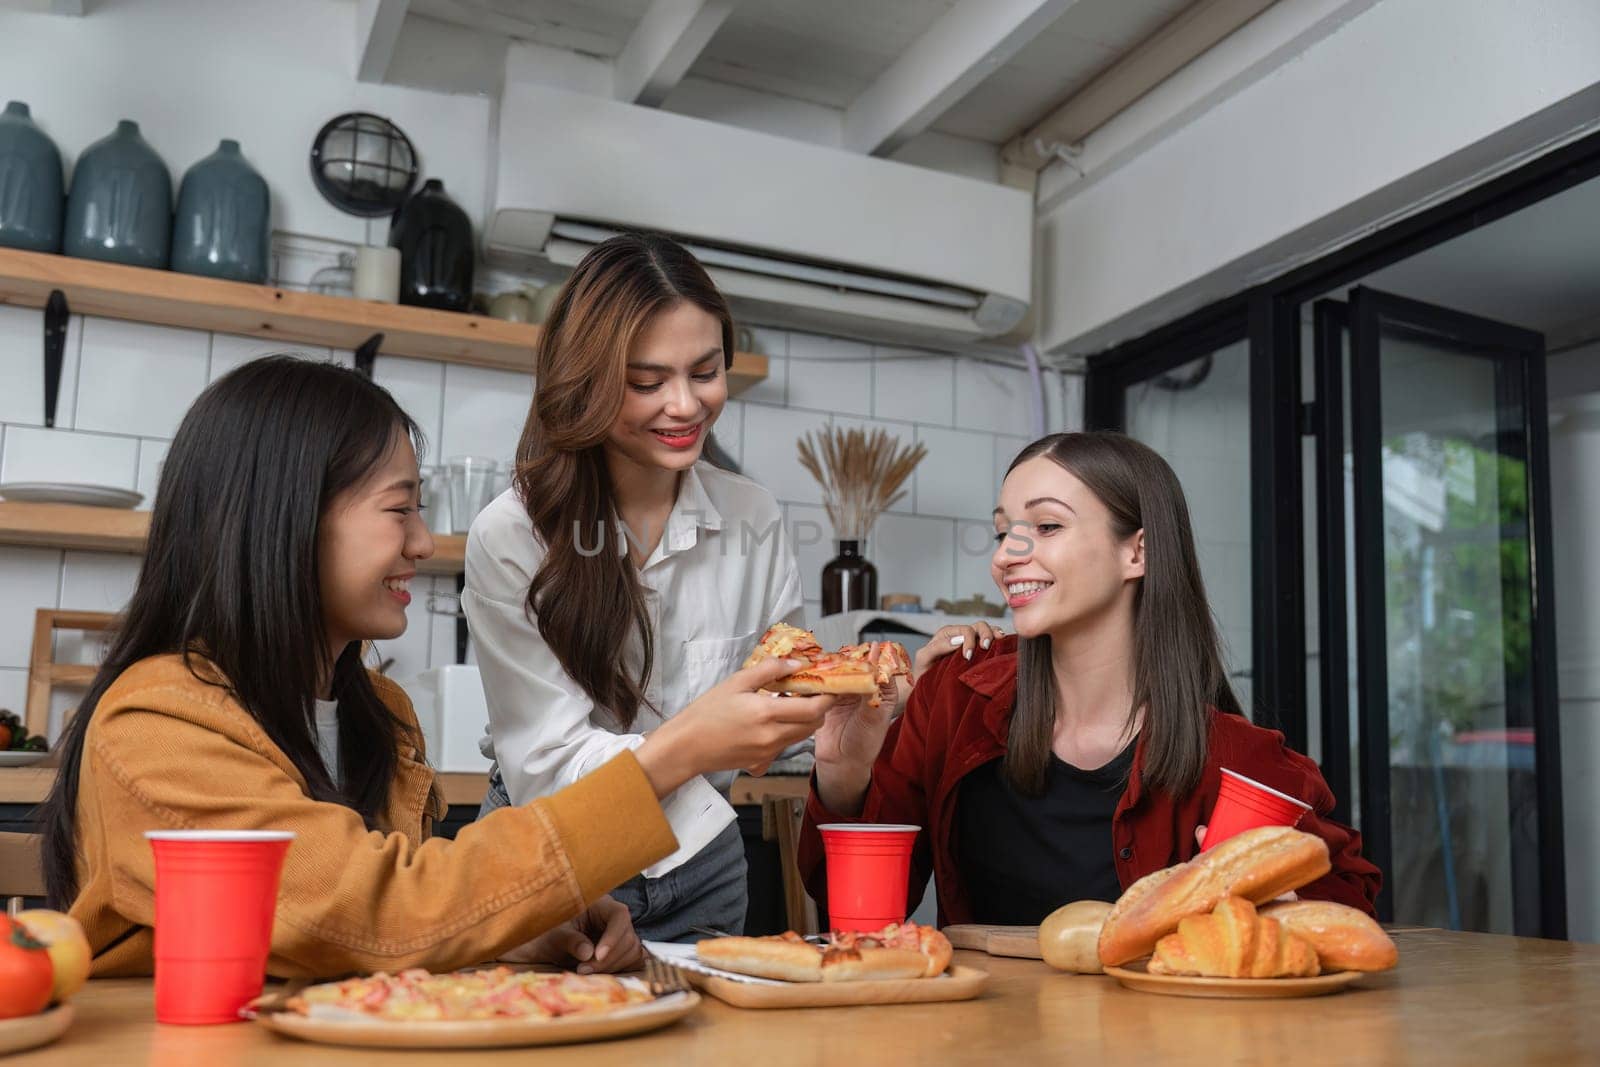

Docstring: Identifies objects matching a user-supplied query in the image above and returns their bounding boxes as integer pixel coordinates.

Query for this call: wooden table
[15,930,1600,1065]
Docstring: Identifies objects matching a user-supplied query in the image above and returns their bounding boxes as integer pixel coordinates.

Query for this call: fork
[644,955,692,996]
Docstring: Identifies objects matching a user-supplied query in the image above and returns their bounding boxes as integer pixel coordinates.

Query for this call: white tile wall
[0,305,83,429]
[0,547,62,669]
[0,667,26,720]
[134,438,169,511]
[913,426,994,521]
[872,347,954,426]
[373,356,446,457]
[786,333,873,415]
[439,364,534,463]
[209,332,337,380]
[0,310,1079,741]
[75,319,210,439]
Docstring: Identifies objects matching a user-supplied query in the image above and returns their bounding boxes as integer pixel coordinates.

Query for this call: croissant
[1260,900,1398,972]
[1147,896,1320,978]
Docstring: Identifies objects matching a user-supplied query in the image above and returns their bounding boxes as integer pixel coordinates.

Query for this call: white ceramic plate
[0,482,144,508]
[0,750,50,767]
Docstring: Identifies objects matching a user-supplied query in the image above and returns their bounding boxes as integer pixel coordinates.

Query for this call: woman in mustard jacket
[36,356,831,979]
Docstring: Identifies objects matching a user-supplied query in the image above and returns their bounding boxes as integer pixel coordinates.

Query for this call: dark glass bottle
[388,178,473,311]
[821,540,878,616]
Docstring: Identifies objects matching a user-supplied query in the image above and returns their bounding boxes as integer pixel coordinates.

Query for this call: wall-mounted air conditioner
[486,83,1033,350]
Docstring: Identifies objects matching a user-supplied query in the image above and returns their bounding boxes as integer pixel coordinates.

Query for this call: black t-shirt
[955,741,1135,925]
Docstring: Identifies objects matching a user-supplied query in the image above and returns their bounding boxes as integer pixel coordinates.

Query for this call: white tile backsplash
[913,426,993,521]
[59,551,142,613]
[738,355,787,407]
[135,438,170,511]
[75,318,210,439]
[209,333,335,380]
[740,406,830,507]
[870,513,955,607]
[0,547,62,669]
[439,363,534,463]
[786,333,872,415]
[0,305,83,429]
[0,667,26,722]
[872,346,953,426]
[954,521,1000,605]
[0,426,139,488]
[786,503,832,603]
[373,355,445,455]
[993,434,1031,497]
[955,359,1029,435]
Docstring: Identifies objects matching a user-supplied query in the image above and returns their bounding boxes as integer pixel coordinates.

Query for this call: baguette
[1259,900,1397,972]
[1097,826,1332,966]
[696,933,823,982]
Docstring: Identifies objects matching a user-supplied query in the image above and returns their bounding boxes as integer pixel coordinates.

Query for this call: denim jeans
[479,766,748,943]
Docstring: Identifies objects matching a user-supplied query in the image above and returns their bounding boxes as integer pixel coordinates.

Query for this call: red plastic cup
[145,830,295,1025]
[1200,769,1312,851]
[817,823,919,932]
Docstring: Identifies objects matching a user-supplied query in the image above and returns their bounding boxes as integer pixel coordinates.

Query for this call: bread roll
[1039,900,1113,973]
[1097,826,1332,967]
[1147,896,1320,978]
[1260,900,1397,972]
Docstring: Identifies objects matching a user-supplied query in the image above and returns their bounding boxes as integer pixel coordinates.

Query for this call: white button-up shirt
[463,462,805,878]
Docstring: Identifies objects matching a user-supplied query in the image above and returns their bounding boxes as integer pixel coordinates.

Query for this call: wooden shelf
[0,247,769,393]
[0,501,466,574]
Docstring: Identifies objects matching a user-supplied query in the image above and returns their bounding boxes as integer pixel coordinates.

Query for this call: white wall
[0,0,495,244]
[1036,0,1600,356]
[0,302,1079,738]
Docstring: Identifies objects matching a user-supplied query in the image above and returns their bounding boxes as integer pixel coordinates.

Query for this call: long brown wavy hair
[516,233,734,729]
[1002,432,1241,798]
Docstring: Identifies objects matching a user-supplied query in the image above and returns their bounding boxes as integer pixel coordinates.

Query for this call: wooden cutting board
[942,925,1043,960]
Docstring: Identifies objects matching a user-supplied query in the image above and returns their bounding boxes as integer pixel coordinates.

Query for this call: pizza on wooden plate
[743,623,912,705]
[696,922,953,983]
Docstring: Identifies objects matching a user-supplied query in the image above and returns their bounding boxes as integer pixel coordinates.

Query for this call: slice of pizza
[694,922,952,984]
[744,623,911,702]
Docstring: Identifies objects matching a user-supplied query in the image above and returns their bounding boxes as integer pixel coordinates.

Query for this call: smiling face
[604,300,728,476]
[991,456,1145,640]
[317,430,435,660]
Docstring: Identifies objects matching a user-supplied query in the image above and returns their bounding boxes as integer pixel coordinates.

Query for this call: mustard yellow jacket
[70,654,676,979]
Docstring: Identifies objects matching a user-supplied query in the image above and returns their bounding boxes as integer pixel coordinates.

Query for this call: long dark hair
[514,233,734,729]
[1003,431,1241,798]
[40,356,424,907]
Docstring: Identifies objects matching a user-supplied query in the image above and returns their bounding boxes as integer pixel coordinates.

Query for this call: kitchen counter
[16,929,1600,1065]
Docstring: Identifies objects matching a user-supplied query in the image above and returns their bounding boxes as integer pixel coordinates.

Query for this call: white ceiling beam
[843,0,1080,157]
[1003,0,1278,171]
[356,0,410,84]
[613,0,741,108]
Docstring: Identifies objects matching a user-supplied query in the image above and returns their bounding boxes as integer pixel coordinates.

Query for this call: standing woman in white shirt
[466,233,813,941]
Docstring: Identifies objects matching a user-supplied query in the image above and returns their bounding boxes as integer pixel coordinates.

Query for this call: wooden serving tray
[942,924,1043,960]
[683,965,989,1009]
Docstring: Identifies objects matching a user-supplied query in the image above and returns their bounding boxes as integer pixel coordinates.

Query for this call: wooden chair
[26,609,118,741]
[0,832,45,900]
[762,795,819,935]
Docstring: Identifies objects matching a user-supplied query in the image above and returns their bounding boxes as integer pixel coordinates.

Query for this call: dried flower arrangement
[797,426,927,543]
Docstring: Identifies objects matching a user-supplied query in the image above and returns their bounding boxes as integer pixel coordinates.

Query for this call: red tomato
[0,916,53,1019]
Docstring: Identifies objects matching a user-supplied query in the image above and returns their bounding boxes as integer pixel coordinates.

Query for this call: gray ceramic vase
[171,139,270,283]
[0,101,65,253]
[64,119,172,269]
